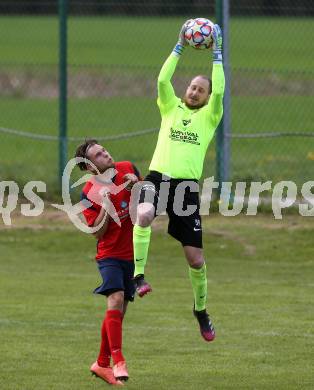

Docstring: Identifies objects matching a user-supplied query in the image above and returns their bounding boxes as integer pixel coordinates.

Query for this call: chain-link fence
[0,1,313,198]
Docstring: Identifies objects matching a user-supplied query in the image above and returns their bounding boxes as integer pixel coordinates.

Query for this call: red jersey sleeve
[81,190,101,227]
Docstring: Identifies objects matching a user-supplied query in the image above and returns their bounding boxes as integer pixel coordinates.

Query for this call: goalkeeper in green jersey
[133,21,225,342]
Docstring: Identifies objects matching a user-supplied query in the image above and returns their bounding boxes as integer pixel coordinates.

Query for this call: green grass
[0,16,313,71]
[0,213,313,389]
[0,16,313,191]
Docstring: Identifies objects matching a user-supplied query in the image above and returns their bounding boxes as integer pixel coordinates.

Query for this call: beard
[183,95,207,109]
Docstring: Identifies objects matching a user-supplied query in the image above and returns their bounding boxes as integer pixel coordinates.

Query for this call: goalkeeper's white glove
[212,24,223,64]
[173,19,192,56]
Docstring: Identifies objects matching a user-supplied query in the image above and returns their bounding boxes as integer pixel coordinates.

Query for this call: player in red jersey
[75,139,140,386]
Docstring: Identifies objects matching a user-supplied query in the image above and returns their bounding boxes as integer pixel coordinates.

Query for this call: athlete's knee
[189,257,204,269]
[107,291,124,311]
[184,247,204,268]
[136,202,155,227]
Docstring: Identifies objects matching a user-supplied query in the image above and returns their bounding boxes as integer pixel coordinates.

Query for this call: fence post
[59,0,68,185]
[215,0,230,195]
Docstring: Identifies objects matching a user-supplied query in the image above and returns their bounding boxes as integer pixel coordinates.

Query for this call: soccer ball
[184,18,214,50]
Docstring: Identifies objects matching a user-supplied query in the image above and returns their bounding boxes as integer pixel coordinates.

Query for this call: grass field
[0,16,313,193]
[0,13,313,390]
[0,16,313,70]
[0,211,313,389]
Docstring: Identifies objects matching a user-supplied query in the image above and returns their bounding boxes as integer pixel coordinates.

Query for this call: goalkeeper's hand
[178,19,193,46]
[212,24,223,64]
[173,19,193,56]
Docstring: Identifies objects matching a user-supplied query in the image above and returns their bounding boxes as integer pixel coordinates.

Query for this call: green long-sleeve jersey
[149,53,225,180]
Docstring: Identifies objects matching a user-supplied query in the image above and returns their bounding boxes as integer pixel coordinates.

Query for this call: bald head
[184,75,212,109]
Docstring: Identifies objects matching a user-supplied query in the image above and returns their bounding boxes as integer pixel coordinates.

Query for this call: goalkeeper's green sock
[133,225,151,277]
[188,263,207,311]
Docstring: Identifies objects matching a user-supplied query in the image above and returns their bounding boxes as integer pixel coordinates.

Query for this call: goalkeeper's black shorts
[138,171,202,248]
